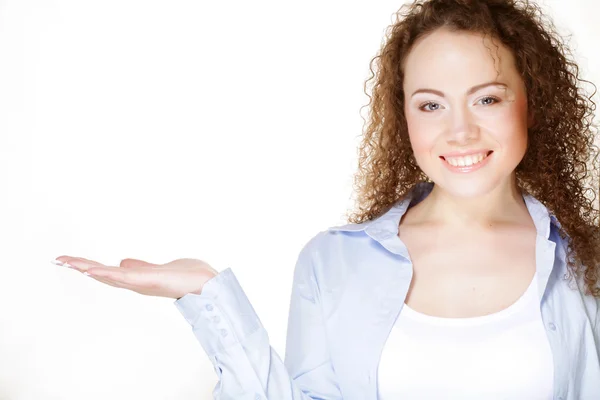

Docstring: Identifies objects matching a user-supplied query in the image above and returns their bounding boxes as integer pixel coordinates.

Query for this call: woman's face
[402,28,531,198]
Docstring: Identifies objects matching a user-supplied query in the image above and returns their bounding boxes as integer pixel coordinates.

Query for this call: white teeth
[444,152,489,167]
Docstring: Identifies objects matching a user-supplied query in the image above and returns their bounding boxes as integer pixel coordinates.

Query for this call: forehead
[403,28,521,91]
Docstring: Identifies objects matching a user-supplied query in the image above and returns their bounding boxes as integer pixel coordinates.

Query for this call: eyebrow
[410,81,508,98]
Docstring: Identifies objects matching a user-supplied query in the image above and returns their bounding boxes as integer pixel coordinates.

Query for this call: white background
[0,1,598,399]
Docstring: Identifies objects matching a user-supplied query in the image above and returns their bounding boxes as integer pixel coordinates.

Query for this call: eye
[418,101,441,112]
[478,96,500,106]
[417,96,500,112]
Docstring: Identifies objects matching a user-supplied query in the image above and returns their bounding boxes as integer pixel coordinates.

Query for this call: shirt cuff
[173,268,263,356]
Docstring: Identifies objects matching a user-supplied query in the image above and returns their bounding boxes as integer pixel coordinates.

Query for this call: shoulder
[296,225,377,293]
[548,223,599,325]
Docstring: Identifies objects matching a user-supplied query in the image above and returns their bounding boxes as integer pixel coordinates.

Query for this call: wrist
[190,271,218,295]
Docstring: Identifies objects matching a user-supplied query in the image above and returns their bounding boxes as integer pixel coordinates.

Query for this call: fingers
[119,258,159,269]
[54,256,107,273]
[77,266,145,292]
[88,274,140,291]
[52,258,139,291]
[88,266,166,296]
[87,275,129,289]
[54,256,160,272]
[53,257,157,294]
[55,256,105,266]
[87,266,159,289]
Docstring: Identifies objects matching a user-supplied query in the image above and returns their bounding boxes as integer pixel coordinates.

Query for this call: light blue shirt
[174,182,600,399]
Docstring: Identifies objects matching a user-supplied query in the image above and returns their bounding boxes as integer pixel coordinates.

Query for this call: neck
[410,176,528,230]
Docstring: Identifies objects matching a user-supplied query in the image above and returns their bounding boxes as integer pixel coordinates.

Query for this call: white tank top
[377,272,554,399]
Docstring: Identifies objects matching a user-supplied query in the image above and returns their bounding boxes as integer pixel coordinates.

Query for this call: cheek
[493,98,529,150]
[405,115,439,172]
[405,114,436,153]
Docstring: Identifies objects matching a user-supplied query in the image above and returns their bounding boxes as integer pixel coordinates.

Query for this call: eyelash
[418,96,501,112]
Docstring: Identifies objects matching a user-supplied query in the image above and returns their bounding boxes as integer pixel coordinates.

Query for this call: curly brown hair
[345,0,600,297]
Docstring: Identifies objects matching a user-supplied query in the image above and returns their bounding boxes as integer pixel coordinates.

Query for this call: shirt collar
[328,182,560,242]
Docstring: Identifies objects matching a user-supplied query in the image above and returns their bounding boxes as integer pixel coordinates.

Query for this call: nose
[446,104,480,145]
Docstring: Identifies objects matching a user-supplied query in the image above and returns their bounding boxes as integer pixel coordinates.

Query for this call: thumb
[119,258,160,268]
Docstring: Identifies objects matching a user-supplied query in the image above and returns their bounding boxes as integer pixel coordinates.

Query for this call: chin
[430,176,505,198]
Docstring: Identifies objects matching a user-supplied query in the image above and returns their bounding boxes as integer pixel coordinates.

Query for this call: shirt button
[254,395,261,400]
[205,304,214,311]
[212,316,221,323]
[548,322,557,331]
[220,329,228,337]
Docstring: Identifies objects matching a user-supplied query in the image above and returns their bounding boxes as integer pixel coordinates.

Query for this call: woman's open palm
[52,256,219,299]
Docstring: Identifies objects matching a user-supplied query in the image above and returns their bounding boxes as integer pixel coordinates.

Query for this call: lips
[440,149,493,172]
[440,150,493,161]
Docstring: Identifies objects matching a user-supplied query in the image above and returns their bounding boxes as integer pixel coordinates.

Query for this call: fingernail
[51,259,64,266]
[63,263,75,269]
[83,272,91,276]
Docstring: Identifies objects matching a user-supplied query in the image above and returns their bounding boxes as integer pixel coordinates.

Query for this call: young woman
[53,0,600,398]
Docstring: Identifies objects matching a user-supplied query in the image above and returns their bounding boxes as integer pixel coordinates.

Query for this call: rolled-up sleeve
[174,232,343,399]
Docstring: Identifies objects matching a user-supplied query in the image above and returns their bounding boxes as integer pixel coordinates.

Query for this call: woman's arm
[174,233,343,399]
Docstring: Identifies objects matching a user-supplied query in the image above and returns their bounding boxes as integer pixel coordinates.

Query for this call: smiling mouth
[440,150,493,161]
